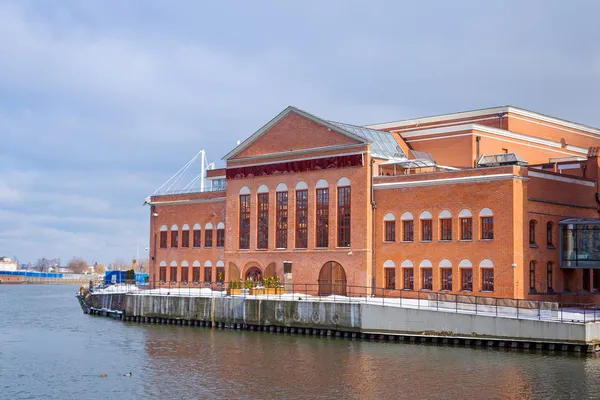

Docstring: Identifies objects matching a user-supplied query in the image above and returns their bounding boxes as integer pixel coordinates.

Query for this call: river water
[2,285,600,400]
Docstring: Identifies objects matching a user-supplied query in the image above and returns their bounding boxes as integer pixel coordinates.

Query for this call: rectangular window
[170,267,177,282]
[181,267,189,283]
[159,267,167,282]
[239,195,250,249]
[403,268,414,290]
[296,190,308,248]
[385,221,396,242]
[315,189,328,247]
[529,221,536,246]
[422,268,433,290]
[181,230,190,248]
[530,261,536,291]
[205,229,213,248]
[385,268,395,289]
[402,220,414,242]
[421,219,432,241]
[257,193,269,249]
[217,228,225,247]
[481,217,494,240]
[460,218,472,240]
[216,267,225,283]
[276,191,288,248]
[337,186,351,247]
[160,231,168,248]
[204,267,212,283]
[440,219,452,241]
[193,229,201,248]
[547,223,553,247]
[171,230,178,248]
[547,263,553,292]
[461,269,473,291]
[193,267,201,283]
[482,269,494,291]
[441,268,452,291]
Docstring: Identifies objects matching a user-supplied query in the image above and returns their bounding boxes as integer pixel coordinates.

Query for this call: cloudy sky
[1,0,599,266]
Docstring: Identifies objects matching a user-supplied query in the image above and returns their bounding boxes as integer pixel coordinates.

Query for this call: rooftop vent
[477,153,527,168]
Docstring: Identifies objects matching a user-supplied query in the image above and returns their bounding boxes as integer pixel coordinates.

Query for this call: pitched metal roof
[328,121,407,160]
[477,153,527,167]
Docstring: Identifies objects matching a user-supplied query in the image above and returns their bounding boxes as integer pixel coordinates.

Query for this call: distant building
[0,257,18,271]
[147,105,600,302]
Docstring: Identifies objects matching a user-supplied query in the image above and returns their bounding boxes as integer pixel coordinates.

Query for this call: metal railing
[97,280,600,324]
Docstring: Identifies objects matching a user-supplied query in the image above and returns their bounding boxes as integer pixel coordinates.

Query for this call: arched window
[192,260,201,282]
[181,260,189,282]
[159,225,168,248]
[296,181,308,190]
[216,260,225,283]
[296,182,309,248]
[479,208,494,240]
[337,177,351,247]
[257,186,269,249]
[384,260,395,289]
[205,223,213,248]
[420,211,432,242]
[193,223,201,248]
[169,260,177,282]
[459,209,472,240]
[529,261,536,292]
[480,259,494,292]
[440,259,452,291]
[401,212,414,242]
[401,260,414,290]
[204,260,213,283]
[420,259,433,290]
[276,184,288,249]
[314,182,327,247]
[384,213,396,242]
[181,224,190,248]
[547,262,553,292]
[546,222,554,247]
[217,222,225,247]
[170,225,179,248]
[459,259,473,291]
[439,210,452,241]
[159,261,167,282]
[529,220,537,246]
[239,189,251,249]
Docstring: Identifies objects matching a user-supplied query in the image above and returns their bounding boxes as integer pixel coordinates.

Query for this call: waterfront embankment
[81,290,600,354]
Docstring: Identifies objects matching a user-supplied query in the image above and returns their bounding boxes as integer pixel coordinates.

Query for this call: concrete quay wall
[89,293,600,349]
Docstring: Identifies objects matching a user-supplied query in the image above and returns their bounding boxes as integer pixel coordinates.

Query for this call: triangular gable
[223,106,369,161]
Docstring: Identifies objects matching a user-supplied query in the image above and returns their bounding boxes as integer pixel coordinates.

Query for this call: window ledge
[383,241,395,244]
[420,240,432,243]
[275,248,287,251]
[458,239,473,242]
[480,239,494,242]
[481,290,494,293]
[401,241,414,243]
[439,240,452,242]
[547,245,556,250]
[530,244,539,249]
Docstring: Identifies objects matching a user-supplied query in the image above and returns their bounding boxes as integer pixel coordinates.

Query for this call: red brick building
[148,106,600,301]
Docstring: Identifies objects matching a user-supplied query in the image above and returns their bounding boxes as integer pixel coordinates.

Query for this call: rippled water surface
[2,285,600,399]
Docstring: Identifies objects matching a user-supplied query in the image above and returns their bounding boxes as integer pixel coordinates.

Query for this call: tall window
[216,266,225,283]
[385,221,396,242]
[461,269,473,291]
[296,190,309,248]
[529,261,536,292]
[460,217,472,240]
[583,269,591,292]
[159,266,167,282]
[239,195,250,249]
[217,227,225,247]
[181,226,190,248]
[257,193,269,249]
[422,268,433,290]
[529,220,537,246]
[402,219,414,242]
[205,229,213,248]
[547,262,553,292]
[481,217,494,239]
[440,219,452,241]
[181,267,189,283]
[276,191,288,248]
[441,268,452,291]
[160,230,168,248]
[385,268,395,289]
[171,226,179,248]
[421,220,432,241]
[170,267,177,282]
[315,188,328,247]
[593,269,599,292]
[546,222,554,247]
[193,227,201,248]
[337,186,351,247]
[404,268,414,290]
[193,267,201,282]
[204,266,212,283]
[482,269,494,291]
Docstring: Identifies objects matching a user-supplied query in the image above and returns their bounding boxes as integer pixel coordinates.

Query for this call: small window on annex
[439,210,452,241]
[480,259,494,292]
[420,211,433,242]
[529,220,537,247]
[459,259,473,291]
[401,212,414,242]
[459,209,472,241]
[384,213,396,242]
[159,225,168,248]
[384,260,395,289]
[440,259,452,291]
[480,208,494,240]
[402,260,414,290]
[420,259,433,290]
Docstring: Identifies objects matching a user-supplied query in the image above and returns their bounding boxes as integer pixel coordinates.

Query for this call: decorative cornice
[527,171,595,187]
[150,197,226,206]
[374,173,523,190]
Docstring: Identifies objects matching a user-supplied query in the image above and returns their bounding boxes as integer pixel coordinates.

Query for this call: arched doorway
[245,266,262,281]
[318,261,347,296]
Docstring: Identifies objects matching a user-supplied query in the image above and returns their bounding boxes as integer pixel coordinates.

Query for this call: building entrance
[318,261,347,296]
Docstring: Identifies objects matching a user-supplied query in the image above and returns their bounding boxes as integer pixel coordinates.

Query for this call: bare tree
[35,258,50,272]
[67,257,90,274]
[95,264,107,274]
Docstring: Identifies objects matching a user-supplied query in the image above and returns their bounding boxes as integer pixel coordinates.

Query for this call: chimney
[585,147,600,180]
